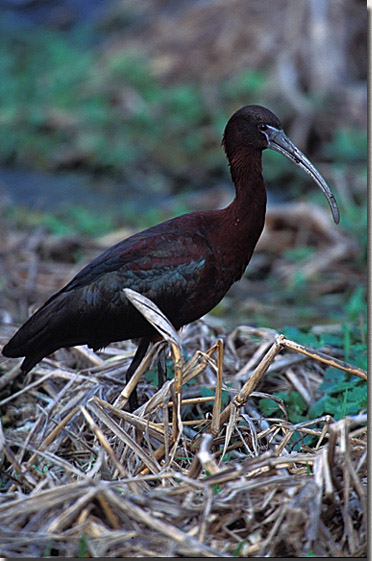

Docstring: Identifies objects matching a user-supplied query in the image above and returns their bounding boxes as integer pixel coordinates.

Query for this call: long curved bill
[264,126,340,224]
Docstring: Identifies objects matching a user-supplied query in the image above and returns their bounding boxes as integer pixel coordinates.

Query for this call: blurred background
[0,0,367,357]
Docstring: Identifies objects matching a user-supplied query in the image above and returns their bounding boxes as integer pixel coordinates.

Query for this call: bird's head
[223,105,340,224]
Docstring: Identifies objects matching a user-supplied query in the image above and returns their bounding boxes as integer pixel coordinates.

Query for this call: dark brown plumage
[2,105,339,390]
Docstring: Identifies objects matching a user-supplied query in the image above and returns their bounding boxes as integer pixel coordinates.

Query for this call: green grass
[77,535,89,558]
[0,26,267,184]
[324,127,367,163]
[2,24,365,189]
[1,22,366,245]
[258,303,367,437]
[309,368,366,420]
[4,204,117,238]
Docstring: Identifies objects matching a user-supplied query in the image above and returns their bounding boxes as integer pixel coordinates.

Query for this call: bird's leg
[157,346,167,390]
[126,337,150,410]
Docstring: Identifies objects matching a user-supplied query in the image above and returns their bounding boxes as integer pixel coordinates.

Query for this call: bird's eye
[258,124,268,131]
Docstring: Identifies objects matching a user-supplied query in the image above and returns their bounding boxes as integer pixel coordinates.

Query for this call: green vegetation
[324,127,367,163]
[309,368,366,420]
[233,539,248,557]
[5,203,117,237]
[2,26,364,191]
[258,363,366,452]
[0,27,266,183]
[0,24,366,245]
[77,535,89,558]
[258,313,367,439]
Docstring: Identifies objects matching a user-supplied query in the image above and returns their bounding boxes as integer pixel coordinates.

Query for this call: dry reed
[0,290,367,557]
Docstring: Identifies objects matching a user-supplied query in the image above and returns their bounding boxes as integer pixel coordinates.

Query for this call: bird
[2,105,339,406]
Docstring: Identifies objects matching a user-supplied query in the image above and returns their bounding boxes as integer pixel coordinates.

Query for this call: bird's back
[3,210,235,372]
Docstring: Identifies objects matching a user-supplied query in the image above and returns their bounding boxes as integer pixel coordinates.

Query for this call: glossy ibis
[2,105,339,402]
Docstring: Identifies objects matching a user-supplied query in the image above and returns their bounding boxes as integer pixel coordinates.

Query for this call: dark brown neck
[208,147,267,281]
[227,147,267,233]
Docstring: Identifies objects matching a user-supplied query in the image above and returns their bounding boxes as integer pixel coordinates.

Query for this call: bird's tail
[2,292,73,373]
